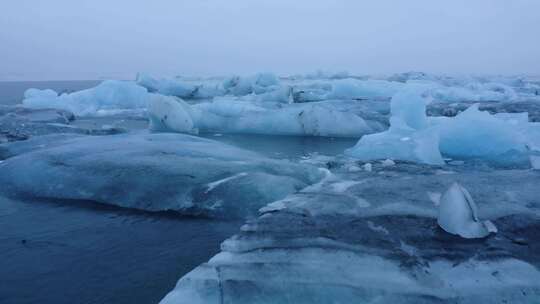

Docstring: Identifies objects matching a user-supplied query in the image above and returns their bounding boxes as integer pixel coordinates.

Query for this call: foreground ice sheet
[160,160,540,303]
[0,133,322,217]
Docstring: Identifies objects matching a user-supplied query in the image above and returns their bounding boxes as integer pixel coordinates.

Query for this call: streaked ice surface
[161,160,540,304]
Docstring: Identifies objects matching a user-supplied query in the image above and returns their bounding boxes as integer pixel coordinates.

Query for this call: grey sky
[1,0,539,80]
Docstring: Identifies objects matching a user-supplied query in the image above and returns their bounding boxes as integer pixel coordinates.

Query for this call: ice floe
[0,133,322,217]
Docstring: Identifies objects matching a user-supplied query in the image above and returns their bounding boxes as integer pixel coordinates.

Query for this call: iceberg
[148,98,375,137]
[346,84,537,165]
[223,72,281,96]
[430,82,518,103]
[0,133,322,217]
[23,80,149,116]
[436,104,528,160]
[136,73,225,99]
[136,73,199,97]
[346,85,444,165]
[327,79,405,100]
[148,94,197,134]
[345,117,444,165]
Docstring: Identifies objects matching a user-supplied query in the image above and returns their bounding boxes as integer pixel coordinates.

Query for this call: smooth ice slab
[0,133,322,217]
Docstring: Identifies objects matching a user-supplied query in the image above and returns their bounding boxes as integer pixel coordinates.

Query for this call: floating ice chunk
[148,94,196,134]
[427,191,442,206]
[192,100,372,137]
[437,183,496,238]
[243,85,293,103]
[136,73,198,97]
[327,79,404,99]
[435,81,518,102]
[24,88,58,99]
[436,104,528,159]
[390,84,432,130]
[223,73,281,96]
[363,163,372,172]
[381,159,396,167]
[23,80,149,116]
[346,84,445,165]
[346,117,445,165]
[136,73,225,99]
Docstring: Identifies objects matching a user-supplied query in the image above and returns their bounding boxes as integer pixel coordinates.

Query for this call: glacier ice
[0,133,322,217]
[23,80,149,116]
[437,183,497,238]
[346,84,538,166]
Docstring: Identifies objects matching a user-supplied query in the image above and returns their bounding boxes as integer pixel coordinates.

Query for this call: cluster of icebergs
[22,71,540,115]
[20,72,540,166]
[346,84,540,167]
[3,71,540,303]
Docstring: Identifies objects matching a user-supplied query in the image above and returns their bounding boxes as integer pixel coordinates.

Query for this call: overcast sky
[1,0,539,81]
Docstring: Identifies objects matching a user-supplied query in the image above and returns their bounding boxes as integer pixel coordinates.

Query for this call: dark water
[200,133,357,160]
[0,197,241,304]
[0,80,101,105]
